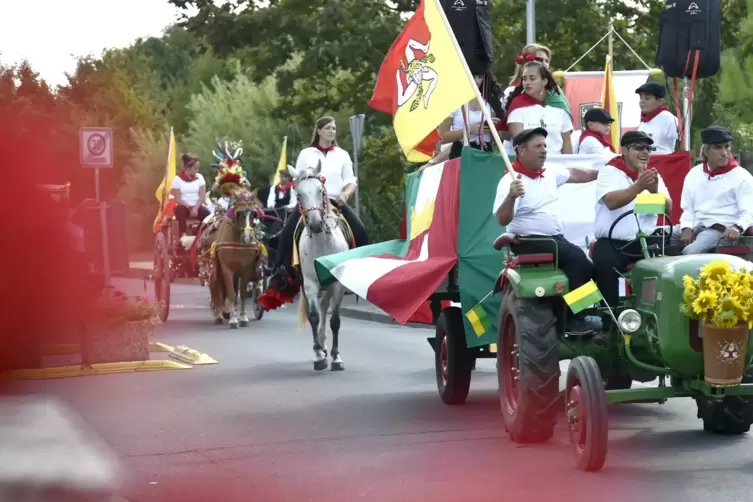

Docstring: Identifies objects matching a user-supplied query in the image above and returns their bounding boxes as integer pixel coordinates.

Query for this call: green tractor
[493,209,753,472]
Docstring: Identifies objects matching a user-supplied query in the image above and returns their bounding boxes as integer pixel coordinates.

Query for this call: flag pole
[431,0,515,174]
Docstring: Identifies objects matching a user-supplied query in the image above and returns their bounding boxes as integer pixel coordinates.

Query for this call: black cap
[700,126,733,145]
[512,127,548,148]
[620,130,654,147]
[635,82,666,99]
[583,108,614,124]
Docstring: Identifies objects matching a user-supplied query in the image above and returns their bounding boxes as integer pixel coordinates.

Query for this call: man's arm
[567,167,598,184]
[496,194,517,226]
[734,176,753,231]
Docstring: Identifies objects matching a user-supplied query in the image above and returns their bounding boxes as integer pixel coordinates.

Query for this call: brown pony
[209,192,263,328]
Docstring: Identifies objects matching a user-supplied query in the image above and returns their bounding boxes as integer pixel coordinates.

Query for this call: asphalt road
[4,279,753,501]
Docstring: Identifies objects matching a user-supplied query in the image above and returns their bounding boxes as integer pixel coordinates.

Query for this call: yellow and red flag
[369,0,477,163]
[272,136,287,187]
[601,55,621,149]
[153,127,177,233]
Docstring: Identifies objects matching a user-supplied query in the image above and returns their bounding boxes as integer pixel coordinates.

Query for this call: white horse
[288,160,350,371]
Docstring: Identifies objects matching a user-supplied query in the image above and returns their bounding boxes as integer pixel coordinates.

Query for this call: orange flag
[601,55,621,148]
[369,0,478,163]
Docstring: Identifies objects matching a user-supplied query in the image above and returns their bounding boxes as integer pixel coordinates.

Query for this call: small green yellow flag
[634,193,666,214]
[563,280,603,314]
[466,304,492,337]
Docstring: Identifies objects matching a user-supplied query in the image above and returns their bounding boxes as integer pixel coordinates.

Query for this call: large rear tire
[154,233,171,322]
[498,291,560,443]
[566,356,609,472]
[696,368,753,434]
[435,308,474,406]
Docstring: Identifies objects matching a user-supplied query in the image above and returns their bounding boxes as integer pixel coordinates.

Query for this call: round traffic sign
[87,133,107,156]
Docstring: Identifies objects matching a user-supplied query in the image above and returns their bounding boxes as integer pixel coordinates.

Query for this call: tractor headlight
[617,309,642,333]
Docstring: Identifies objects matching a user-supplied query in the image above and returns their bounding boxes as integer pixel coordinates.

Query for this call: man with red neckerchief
[493,127,599,332]
[674,126,753,254]
[635,82,678,154]
[591,130,678,340]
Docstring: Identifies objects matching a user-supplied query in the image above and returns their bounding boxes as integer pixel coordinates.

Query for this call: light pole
[526,0,535,44]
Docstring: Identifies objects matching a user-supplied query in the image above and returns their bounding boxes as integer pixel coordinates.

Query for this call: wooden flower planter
[702,321,750,387]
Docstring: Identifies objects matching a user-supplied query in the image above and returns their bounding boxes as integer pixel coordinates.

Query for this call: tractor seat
[494,233,554,265]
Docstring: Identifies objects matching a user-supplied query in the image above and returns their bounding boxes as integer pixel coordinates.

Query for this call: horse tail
[298,293,309,330]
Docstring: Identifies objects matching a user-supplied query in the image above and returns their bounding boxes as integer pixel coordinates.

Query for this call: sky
[0,0,191,87]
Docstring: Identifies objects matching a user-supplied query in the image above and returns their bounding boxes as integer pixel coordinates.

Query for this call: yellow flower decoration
[682,260,753,328]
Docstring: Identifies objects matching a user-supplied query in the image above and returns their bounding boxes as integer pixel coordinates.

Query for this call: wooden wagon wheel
[154,232,171,322]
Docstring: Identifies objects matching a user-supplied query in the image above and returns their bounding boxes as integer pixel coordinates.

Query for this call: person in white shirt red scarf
[171,154,211,237]
[500,61,574,155]
[577,108,617,155]
[266,169,297,210]
[591,130,680,342]
[635,83,678,154]
[492,128,598,332]
[269,116,369,295]
[673,126,753,253]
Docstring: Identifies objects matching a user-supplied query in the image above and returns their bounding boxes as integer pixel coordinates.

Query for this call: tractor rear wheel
[498,291,560,443]
[435,308,474,406]
[696,368,753,434]
[566,356,609,472]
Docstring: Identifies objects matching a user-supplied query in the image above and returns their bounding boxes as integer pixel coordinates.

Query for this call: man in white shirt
[577,108,617,155]
[591,131,676,340]
[635,83,678,154]
[675,126,753,254]
[493,128,599,332]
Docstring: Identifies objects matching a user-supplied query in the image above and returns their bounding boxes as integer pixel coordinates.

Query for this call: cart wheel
[566,356,609,472]
[435,308,474,406]
[154,232,171,322]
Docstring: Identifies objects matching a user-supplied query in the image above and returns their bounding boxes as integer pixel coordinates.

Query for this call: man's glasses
[629,144,653,152]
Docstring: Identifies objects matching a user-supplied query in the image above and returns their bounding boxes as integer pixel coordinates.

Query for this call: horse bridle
[298,175,336,233]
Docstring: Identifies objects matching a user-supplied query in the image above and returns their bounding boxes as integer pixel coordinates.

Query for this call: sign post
[348,114,366,218]
[79,127,114,286]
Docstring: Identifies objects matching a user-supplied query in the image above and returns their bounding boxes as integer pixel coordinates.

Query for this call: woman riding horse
[269,116,369,294]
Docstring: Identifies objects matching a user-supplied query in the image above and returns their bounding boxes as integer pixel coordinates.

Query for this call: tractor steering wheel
[607,209,674,259]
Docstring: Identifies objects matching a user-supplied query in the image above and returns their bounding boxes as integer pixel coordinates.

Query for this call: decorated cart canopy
[316,147,691,347]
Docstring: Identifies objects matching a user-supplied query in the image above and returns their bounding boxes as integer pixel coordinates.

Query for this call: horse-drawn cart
[316,147,753,472]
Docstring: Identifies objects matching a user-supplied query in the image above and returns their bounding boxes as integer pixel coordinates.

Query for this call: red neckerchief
[640,105,670,123]
[498,93,546,132]
[579,130,615,153]
[178,170,197,182]
[313,143,336,154]
[276,181,293,192]
[508,80,520,88]
[703,154,739,178]
[606,156,638,181]
[512,159,545,179]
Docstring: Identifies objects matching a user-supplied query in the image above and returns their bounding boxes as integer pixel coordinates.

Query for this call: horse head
[230,191,259,245]
[288,159,329,234]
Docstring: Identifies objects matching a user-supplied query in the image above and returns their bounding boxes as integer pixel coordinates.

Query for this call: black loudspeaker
[656,0,721,79]
[441,0,493,75]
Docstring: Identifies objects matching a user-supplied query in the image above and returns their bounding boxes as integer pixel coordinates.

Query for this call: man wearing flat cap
[493,127,599,332]
[673,126,753,253]
[578,108,616,155]
[635,82,678,154]
[591,130,675,342]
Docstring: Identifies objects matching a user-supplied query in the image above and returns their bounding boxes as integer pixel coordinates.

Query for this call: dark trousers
[510,235,593,321]
[175,204,210,235]
[273,201,369,269]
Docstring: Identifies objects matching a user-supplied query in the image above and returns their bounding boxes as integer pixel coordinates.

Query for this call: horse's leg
[210,260,224,324]
[303,280,327,371]
[318,288,331,359]
[238,259,251,327]
[329,282,346,371]
[220,259,239,329]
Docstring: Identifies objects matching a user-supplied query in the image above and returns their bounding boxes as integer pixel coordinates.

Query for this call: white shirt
[295,146,357,199]
[501,89,515,156]
[171,173,206,206]
[492,164,572,236]
[507,104,574,154]
[594,165,670,241]
[449,102,492,144]
[266,185,298,209]
[578,136,613,155]
[679,163,753,231]
[637,110,678,154]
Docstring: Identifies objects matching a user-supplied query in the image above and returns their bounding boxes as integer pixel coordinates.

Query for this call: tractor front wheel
[566,356,609,472]
[435,308,474,406]
[696,368,753,434]
[498,291,560,443]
